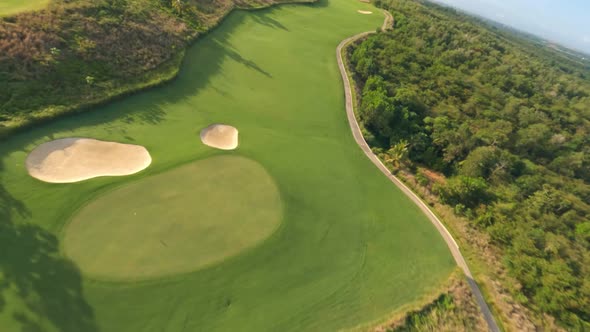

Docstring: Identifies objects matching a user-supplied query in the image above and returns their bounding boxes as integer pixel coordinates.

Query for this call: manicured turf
[0,1,455,331]
[0,0,49,16]
[64,156,282,280]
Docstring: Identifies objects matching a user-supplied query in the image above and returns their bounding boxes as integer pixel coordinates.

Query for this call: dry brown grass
[0,2,189,81]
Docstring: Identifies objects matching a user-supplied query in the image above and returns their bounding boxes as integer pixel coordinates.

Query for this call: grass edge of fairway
[0,0,50,17]
[343,268,464,332]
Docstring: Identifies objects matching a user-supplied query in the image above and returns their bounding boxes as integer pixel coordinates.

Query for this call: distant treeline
[350,0,590,328]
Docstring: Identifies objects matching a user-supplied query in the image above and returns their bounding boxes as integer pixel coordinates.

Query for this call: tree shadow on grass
[251,12,289,31]
[212,38,272,77]
[0,164,97,332]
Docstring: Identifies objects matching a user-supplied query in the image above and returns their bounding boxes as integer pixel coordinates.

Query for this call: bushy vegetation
[0,0,309,137]
[385,277,486,332]
[350,0,590,328]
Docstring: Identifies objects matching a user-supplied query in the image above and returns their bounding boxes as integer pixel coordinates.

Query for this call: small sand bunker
[200,124,239,150]
[357,10,373,14]
[26,138,152,183]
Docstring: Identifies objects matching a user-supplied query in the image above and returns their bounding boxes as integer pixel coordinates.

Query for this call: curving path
[336,9,500,332]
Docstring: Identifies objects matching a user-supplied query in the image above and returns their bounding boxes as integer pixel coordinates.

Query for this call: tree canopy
[350,0,590,328]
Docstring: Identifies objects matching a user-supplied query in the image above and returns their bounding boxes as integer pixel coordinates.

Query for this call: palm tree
[384,140,409,169]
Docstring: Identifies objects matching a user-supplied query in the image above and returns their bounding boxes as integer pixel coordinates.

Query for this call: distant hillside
[466,11,590,73]
[0,0,314,138]
[427,0,590,68]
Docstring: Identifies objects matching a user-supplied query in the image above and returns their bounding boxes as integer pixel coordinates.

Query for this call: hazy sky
[431,0,590,54]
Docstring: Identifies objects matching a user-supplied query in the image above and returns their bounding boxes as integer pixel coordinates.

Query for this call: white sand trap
[357,10,373,14]
[26,138,152,183]
[200,124,239,150]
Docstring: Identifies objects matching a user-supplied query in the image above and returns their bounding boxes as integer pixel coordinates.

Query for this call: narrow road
[336,9,500,332]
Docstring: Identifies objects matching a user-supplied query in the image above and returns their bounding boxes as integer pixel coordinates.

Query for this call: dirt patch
[420,167,446,184]
[200,124,239,150]
[26,138,151,183]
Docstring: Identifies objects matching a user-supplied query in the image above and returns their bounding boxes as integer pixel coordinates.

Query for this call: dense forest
[349,0,590,329]
[0,0,311,138]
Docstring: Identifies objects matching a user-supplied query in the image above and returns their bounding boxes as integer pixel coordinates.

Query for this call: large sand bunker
[200,124,239,150]
[357,10,373,14]
[26,138,151,183]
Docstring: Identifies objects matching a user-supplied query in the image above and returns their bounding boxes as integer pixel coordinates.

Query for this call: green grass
[0,0,49,16]
[63,156,282,281]
[0,1,455,331]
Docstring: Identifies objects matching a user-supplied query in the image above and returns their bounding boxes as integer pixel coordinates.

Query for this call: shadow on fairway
[212,39,272,77]
[252,12,289,31]
[0,163,97,332]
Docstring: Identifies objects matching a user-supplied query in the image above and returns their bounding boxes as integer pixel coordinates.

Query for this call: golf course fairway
[0,1,455,331]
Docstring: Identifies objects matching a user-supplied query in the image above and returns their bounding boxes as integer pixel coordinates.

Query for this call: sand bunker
[357,10,373,14]
[26,138,152,183]
[200,124,239,150]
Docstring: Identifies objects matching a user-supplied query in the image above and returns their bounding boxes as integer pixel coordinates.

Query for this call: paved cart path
[336,9,500,332]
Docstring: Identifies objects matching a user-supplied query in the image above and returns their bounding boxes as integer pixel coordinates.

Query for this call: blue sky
[431,0,590,54]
